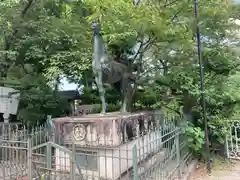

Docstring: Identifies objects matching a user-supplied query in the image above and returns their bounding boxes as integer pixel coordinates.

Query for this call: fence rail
[226,120,240,160]
[0,115,191,180]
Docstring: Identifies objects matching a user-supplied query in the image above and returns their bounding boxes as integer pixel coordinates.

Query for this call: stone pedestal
[52,112,163,180]
[52,112,154,146]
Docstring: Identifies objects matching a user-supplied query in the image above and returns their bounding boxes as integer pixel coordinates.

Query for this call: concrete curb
[181,160,198,180]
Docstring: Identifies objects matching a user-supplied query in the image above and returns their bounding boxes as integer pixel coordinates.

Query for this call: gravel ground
[190,159,240,180]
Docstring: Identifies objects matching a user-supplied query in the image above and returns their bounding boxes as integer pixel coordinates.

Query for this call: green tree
[82,0,239,147]
[0,0,239,148]
[0,0,84,124]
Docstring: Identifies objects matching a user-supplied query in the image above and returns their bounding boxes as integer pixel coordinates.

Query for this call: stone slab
[52,111,151,123]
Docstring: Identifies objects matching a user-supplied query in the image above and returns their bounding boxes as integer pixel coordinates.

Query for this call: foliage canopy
[0,0,239,151]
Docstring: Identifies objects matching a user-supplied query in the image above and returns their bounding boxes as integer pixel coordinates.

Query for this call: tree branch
[141,37,155,53]
[21,0,34,17]
[171,0,191,22]
[164,0,179,7]
[2,0,35,76]
[132,40,144,62]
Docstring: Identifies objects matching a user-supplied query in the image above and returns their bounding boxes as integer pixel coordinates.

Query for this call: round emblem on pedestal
[73,124,86,141]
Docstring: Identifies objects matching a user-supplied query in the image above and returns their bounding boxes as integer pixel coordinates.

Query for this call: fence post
[47,142,52,180]
[176,127,181,179]
[132,144,138,180]
[70,142,76,180]
[27,136,32,180]
[225,134,229,159]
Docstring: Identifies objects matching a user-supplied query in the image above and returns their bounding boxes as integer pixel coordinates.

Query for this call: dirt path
[190,159,240,180]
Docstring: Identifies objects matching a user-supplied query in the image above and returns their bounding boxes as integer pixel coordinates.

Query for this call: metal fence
[0,115,191,180]
[226,120,240,160]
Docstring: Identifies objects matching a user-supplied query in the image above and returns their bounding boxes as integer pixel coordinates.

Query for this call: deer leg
[121,93,128,113]
[95,72,106,115]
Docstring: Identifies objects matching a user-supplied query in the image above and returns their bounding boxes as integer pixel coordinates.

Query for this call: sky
[60,78,79,91]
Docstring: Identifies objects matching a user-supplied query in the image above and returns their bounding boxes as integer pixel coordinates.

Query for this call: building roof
[59,90,81,100]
